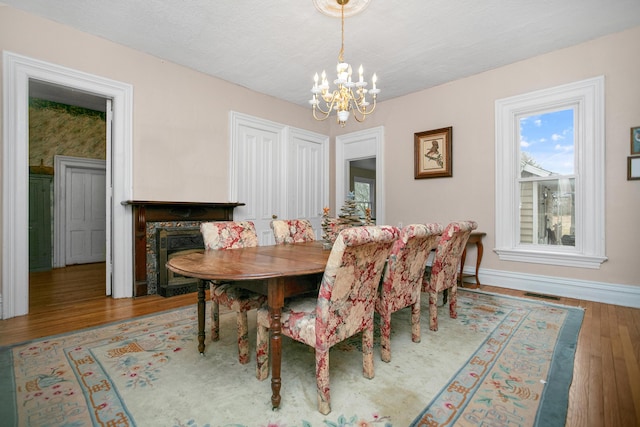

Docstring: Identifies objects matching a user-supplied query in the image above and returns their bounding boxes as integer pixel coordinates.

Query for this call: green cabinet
[29,174,53,272]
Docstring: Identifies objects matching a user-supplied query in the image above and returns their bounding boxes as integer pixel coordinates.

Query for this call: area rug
[0,289,583,427]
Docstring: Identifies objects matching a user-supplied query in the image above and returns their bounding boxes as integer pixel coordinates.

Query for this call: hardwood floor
[0,263,196,346]
[1,263,638,427]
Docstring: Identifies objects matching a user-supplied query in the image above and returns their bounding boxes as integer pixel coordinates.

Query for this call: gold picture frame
[414,127,452,179]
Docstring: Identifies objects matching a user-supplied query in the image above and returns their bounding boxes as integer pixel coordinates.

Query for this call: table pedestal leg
[268,277,285,409]
[197,279,206,354]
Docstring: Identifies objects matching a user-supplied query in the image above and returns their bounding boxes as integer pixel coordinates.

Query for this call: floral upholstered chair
[375,223,443,362]
[421,220,478,331]
[270,219,316,244]
[200,221,266,364]
[255,225,399,415]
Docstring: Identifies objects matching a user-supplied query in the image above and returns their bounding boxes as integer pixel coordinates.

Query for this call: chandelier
[309,0,379,126]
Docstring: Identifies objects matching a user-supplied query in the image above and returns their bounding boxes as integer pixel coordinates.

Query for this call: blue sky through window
[520,108,574,175]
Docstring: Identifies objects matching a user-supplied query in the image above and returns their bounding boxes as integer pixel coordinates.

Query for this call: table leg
[474,241,484,287]
[268,277,285,409]
[459,248,467,287]
[197,279,206,354]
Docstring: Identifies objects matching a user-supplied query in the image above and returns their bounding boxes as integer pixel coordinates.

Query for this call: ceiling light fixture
[309,0,379,126]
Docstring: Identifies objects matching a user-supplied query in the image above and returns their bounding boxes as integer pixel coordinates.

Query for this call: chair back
[317,225,399,347]
[200,221,258,250]
[425,220,478,293]
[270,219,316,244]
[379,223,443,310]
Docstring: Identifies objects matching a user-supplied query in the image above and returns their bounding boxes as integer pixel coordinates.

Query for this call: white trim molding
[335,126,385,225]
[2,51,133,319]
[465,267,640,309]
[494,76,606,269]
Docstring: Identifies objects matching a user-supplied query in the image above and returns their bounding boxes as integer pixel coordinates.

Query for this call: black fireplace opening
[157,227,204,297]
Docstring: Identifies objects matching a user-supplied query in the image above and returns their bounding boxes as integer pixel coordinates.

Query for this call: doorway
[335,126,385,224]
[2,52,134,319]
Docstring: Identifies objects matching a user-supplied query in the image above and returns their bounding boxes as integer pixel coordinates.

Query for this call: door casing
[2,51,133,319]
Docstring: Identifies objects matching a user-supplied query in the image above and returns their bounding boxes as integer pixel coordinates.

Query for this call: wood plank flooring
[0,263,638,427]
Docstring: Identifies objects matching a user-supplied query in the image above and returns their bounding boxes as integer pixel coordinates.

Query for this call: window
[519,109,575,247]
[353,176,375,219]
[495,77,607,268]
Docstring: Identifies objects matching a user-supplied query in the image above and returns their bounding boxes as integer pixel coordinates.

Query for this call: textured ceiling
[4,0,640,108]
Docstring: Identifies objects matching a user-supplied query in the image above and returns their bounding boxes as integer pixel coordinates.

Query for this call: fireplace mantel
[123,201,245,296]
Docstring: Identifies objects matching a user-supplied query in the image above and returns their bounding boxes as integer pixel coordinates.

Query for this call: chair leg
[380,310,392,363]
[429,291,439,331]
[449,285,458,319]
[316,349,331,415]
[362,325,374,379]
[256,322,270,380]
[236,310,250,364]
[211,299,220,341]
[411,300,421,343]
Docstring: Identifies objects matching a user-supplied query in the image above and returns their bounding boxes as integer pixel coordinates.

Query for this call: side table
[459,232,486,288]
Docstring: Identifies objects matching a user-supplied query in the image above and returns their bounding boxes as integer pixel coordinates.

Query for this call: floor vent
[524,292,561,301]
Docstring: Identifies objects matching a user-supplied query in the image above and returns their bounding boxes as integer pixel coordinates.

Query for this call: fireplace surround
[123,201,244,296]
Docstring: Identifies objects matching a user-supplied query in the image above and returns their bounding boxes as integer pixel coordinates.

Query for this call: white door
[230,113,286,245]
[66,166,107,264]
[230,112,328,245]
[288,128,329,239]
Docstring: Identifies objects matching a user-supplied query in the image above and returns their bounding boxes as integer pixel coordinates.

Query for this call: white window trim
[495,76,607,269]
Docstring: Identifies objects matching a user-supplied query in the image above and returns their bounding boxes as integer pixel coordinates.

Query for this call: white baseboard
[464,267,640,308]
[1,269,635,319]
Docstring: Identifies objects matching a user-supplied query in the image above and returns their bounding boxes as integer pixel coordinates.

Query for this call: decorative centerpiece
[321,192,372,249]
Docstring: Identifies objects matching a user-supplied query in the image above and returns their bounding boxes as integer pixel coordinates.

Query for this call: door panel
[230,113,328,245]
[288,129,329,239]
[66,167,106,264]
[29,174,53,271]
[231,116,284,245]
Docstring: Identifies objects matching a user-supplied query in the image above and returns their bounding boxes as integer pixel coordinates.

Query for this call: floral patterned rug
[0,290,583,426]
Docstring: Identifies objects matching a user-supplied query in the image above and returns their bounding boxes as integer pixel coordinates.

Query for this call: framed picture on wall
[631,126,640,155]
[414,127,452,179]
[628,156,640,180]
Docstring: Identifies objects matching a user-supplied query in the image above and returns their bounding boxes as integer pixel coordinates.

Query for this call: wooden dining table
[165,240,331,409]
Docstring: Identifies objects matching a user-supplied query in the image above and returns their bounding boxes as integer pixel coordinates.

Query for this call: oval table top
[166,240,331,281]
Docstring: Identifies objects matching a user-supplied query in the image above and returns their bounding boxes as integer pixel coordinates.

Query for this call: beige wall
[1,5,638,291]
[0,5,329,203]
[335,26,640,287]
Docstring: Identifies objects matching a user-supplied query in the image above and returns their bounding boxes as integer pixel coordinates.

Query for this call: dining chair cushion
[199,220,265,364]
[375,222,443,362]
[421,220,478,331]
[201,220,259,250]
[270,219,316,244]
[255,225,399,414]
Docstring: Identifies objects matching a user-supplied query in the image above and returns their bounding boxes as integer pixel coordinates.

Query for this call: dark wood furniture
[122,201,244,296]
[166,240,330,409]
[459,231,486,288]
